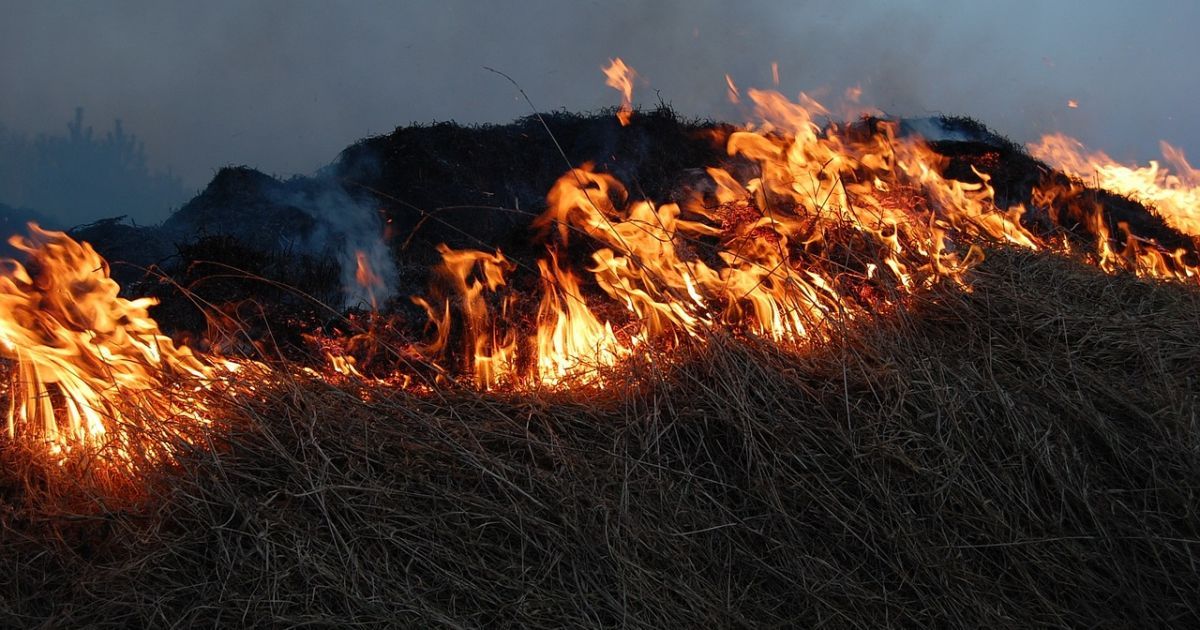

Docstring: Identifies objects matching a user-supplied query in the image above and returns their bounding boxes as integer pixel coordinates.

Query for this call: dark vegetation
[75,107,739,358]
[67,107,1200,351]
[77,106,731,286]
[2,250,1199,627]
[334,107,732,262]
[1,108,1199,626]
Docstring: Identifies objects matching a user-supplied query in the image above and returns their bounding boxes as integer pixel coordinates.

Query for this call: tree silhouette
[0,108,189,226]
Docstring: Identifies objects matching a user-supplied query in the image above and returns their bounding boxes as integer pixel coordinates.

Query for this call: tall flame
[353,249,384,310]
[533,252,630,386]
[0,225,232,468]
[412,244,518,389]
[532,89,1036,347]
[408,88,1042,385]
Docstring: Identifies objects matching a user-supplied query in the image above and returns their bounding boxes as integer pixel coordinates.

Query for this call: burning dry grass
[1,246,1198,627]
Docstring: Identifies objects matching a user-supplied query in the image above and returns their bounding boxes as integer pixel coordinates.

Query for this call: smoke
[271,185,397,310]
[900,118,972,144]
[1,1,1197,226]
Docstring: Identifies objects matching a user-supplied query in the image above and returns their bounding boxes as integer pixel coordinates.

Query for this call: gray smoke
[901,118,972,144]
[273,186,397,310]
[2,1,1197,226]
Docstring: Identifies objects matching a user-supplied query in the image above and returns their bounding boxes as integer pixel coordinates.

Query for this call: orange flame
[409,88,1058,386]
[533,252,630,386]
[0,225,239,469]
[6,65,1200,488]
[1031,178,1195,281]
[413,245,518,389]
[725,74,740,104]
[407,84,1200,390]
[326,352,363,378]
[1031,134,1200,238]
[355,250,383,292]
[353,249,384,310]
[531,89,1037,346]
[603,58,636,126]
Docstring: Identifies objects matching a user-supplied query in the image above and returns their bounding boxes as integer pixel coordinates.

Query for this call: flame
[603,58,636,126]
[725,74,740,104]
[530,89,1039,347]
[413,243,629,388]
[413,244,518,389]
[325,352,363,378]
[355,250,383,292]
[1031,178,1195,281]
[6,66,1200,489]
[1031,134,1200,237]
[533,253,630,385]
[412,87,1054,384]
[0,225,238,470]
[353,249,384,310]
[408,84,1200,390]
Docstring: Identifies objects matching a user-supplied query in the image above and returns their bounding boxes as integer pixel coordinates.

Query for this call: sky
[2,0,1198,200]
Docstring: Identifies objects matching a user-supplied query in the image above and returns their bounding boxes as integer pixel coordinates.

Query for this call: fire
[412,244,629,388]
[406,79,1199,388]
[409,84,1050,385]
[531,89,1034,346]
[412,245,518,389]
[0,225,240,472]
[355,250,383,294]
[603,58,636,126]
[326,352,363,378]
[533,253,631,386]
[1031,178,1196,281]
[1031,134,1200,237]
[5,59,1200,487]
[725,74,740,104]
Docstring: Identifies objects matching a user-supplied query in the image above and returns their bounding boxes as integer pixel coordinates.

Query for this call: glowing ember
[602,57,636,126]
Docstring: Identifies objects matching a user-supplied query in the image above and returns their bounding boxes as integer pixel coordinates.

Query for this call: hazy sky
[3,0,1198,192]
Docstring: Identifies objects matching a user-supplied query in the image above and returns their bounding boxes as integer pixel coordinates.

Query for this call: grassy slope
[1,247,1198,627]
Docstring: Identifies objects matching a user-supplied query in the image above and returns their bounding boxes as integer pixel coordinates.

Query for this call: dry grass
[2,247,1200,627]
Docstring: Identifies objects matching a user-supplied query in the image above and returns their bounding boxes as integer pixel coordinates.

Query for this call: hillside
[1,108,1199,627]
[2,247,1198,627]
[70,108,1200,346]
